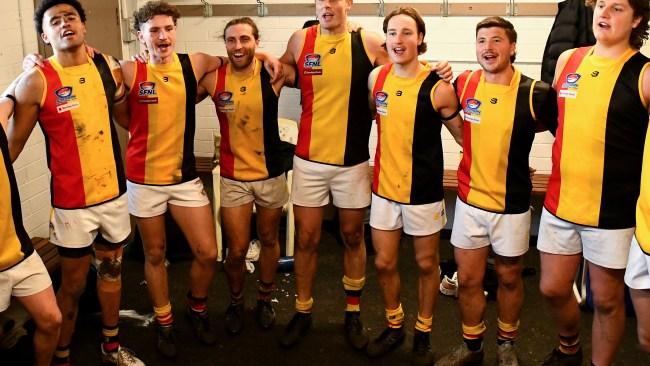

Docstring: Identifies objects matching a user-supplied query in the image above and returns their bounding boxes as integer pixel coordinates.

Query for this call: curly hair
[34,0,86,35]
[586,0,649,49]
[133,1,181,32]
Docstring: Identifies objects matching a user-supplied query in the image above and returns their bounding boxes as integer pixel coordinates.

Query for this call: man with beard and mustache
[197,17,296,335]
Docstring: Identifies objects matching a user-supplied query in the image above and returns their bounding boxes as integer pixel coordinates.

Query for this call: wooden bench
[442,169,550,195]
[31,237,60,275]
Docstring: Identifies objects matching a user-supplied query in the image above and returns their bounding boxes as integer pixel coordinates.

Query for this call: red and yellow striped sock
[342,275,365,313]
[154,303,174,327]
[187,292,208,314]
[101,324,120,353]
[497,318,519,345]
[415,313,433,333]
[462,321,486,351]
[386,304,404,329]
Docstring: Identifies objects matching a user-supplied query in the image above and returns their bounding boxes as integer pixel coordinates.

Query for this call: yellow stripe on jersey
[48,57,120,206]
[555,49,635,226]
[309,31,352,164]
[466,71,521,212]
[145,54,187,183]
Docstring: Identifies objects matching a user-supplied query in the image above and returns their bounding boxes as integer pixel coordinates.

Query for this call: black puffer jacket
[540,0,596,84]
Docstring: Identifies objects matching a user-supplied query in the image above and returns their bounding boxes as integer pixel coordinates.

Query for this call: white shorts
[50,194,130,248]
[369,193,446,236]
[220,175,289,209]
[291,156,371,209]
[0,253,52,311]
[537,208,633,269]
[451,198,531,257]
[127,178,210,218]
[625,236,650,289]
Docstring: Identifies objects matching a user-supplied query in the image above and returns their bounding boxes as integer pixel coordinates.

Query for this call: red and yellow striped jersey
[127,53,198,185]
[370,63,445,204]
[212,59,284,181]
[0,126,32,271]
[455,69,556,214]
[296,25,374,166]
[545,47,650,228]
[36,53,125,209]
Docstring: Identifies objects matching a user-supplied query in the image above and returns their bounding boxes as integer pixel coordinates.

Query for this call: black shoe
[366,327,405,358]
[224,302,245,335]
[541,348,583,366]
[412,330,434,366]
[156,325,177,358]
[279,312,312,348]
[255,299,276,330]
[344,311,368,350]
[186,308,217,345]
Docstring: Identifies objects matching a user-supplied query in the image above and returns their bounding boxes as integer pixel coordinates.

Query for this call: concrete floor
[3,224,649,365]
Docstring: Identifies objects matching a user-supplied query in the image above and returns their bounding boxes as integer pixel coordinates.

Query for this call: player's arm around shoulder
[9,69,43,161]
[552,49,574,89]
[367,66,384,115]
[433,80,463,146]
[111,58,136,130]
[532,79,558,135]
[272,62,297,96]
[641,61,650,114]
[362,29,389,66]
[198,67,217,102]
[190,52,225,82]
[281,28,306,67]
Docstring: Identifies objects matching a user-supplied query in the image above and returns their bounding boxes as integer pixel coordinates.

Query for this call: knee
[296,228,320,251]
[340,225,364,248]
[257,229,278,248]
[95,255,122,282]
[144,241,167,266]
[60,278,87,299]
[226,245,247,264]
[497,266,522,291]
[592,292,621,316]
[195,243,218,263]
[38,308,62,336]
[539,277,572,301]
[374,255,397,274]
[457,270,482,292]
[415,255,438,275]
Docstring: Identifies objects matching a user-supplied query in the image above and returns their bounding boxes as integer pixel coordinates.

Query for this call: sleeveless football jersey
[545,47,650,228]
[296,25,374,166]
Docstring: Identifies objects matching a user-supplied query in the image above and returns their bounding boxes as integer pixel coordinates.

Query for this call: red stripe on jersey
[371,64,392,193]
[214,66,234,178]
[295,26,318,159]
[126,62,150,183]
[545,47,590,214]
[40,61,86,207]
[457,70,482,202]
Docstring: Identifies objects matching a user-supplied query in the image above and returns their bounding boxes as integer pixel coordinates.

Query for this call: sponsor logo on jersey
[303,53,323,75]
[54,86,80,113]
[375,91,389,116]
[137,81,158,103]
[464,98,481,124]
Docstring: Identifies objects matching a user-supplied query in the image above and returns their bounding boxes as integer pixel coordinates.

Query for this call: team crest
[54,86,80,113]
[137,81,158,104]
[375,91,389,116]
[303,53,323,75]
[559,73,580,99]
[216,91,235,113]
[464,98,481,124]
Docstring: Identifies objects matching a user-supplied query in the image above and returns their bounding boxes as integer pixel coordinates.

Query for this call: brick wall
[0,0,50,237]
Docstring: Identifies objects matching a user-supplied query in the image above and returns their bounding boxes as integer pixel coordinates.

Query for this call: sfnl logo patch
[303,53,323,76]
[55,86,80,113]
[137,81,158,104]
